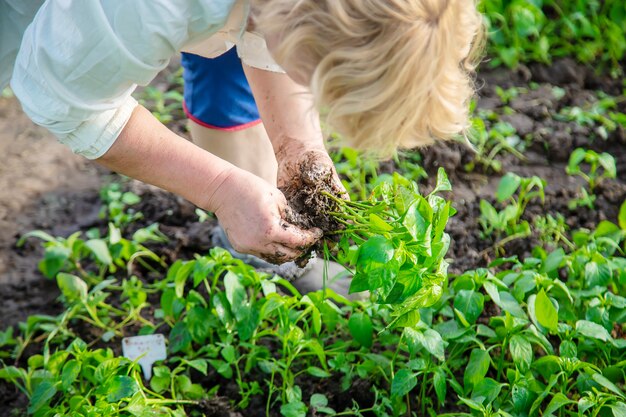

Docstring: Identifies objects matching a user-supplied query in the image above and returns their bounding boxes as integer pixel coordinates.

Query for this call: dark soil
[1,57,626,415]
[421,58,626,273]
[280,150,347,264]
[280,151,346,233]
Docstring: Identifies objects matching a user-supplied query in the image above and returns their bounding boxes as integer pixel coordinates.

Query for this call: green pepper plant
[479,173,546,251]
[566,148,617,209]
[325,168,454,330]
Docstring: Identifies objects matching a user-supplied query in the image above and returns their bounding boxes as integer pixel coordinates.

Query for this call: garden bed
[1,59,625,416]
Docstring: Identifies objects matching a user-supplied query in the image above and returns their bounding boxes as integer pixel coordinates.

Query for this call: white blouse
[3,0,282,159]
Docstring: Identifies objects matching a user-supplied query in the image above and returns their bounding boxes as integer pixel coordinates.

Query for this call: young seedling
[99,182,144,229]
[533,213,575,250]
[465,118,526,173]
[326,168,454,329]
[479,173,546,251]
[566,148,616,209]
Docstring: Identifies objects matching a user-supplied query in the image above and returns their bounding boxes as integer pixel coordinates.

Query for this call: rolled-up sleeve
[11,0,235,159]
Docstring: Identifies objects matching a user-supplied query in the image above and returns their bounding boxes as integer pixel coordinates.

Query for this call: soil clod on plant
[280,151,347,263]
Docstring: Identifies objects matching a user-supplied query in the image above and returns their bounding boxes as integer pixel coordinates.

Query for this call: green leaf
[610,402,626,417]
[208,359,232,379]
[576,320,612,342]
[221,345,236,363]
[497,291,526,318]
[60,360,81,392]
[496,173,521,203]
[369,213,393,232]
[348,312,373,348]
[472,378,503,404]
[18,230,57,245]
[224,271,246,315]
[387,306,419,328]
[599,152,617,178]
[592,373,625,398]
[403,198,433,245]
[559,340,577,358]
[185,359,208,376]
[567,148,587,173]
[234,304,260,341]
[39,246,71,279]
[584,261,612,288]
[121,192,141,205]
[454,290,485,325]
[281,400,308,417]
[422,329,445,361]
[57,273,88,302]
[310,393,328,408]
[541,249,565,274]
[105,375,139,403]
[543,393,574,416]
[534,289,558,332]
[150,367,171,393]
[169,322,192,354]
[356,235,394,267]
[174,261,195,299]
[86,239,113,265]
[512,381,534,413]
[187,307,212,344]
[350,236,396,294]
[509,334,533,372]
[431,167,452,195]
[0,366,23,382]
[306,367,331,378]
[463,349,491,391]
[28,380,57,414]
[433,368,447,406]
[405,328,445,361]
[479,200,499,224]
[391,369,417,398]
[619,200,626,231]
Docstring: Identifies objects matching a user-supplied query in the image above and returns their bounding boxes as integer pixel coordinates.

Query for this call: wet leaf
[60,360,81,392]
[576,320,612,342]
[534,290,558,332]
[510,334,533,372]
[105,376,139,403]
[543,393,574,416]
[434,368,447,406]
[169,322,191,354]
[28,380,57,414]
[348,312,373,348]
[57,273,88,302]
[496,173,522,203]
[619,200,626,230]
[391,369,417,398]
[464,349,491,391]
[454,290,485,325]
[86,239,112,265]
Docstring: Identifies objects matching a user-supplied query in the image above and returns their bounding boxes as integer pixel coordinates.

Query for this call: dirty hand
[276,142,348,200]
[207,166,323,264]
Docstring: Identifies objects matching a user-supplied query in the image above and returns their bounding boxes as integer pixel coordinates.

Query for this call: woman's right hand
[207,166,322,264]
[96,106,318,264]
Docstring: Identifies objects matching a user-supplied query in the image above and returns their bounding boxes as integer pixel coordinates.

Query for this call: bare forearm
[242,65,325,154]
[242,66,345,196]
[96,105,234,211]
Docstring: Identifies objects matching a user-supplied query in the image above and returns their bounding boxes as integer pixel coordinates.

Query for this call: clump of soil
[280,151,347,248]
[187,398,243,417]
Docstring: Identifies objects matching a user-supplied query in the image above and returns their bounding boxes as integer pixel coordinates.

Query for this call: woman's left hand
[275,141,347,199]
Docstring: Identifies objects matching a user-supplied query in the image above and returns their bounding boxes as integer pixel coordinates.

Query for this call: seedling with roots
[325,168,454,330]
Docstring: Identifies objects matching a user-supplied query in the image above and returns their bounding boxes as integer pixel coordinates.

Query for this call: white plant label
[122,334,167,380]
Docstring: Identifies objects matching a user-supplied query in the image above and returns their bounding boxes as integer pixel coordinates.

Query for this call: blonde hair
[251,0,484,157]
